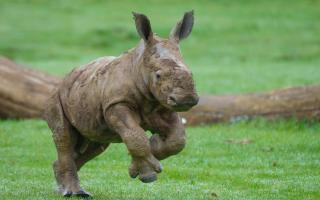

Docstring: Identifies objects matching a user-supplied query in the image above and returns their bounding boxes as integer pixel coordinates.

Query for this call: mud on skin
[44,11,198,198]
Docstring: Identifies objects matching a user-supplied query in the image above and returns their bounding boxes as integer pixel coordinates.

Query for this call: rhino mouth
[166,94,199,112]
[171,104,194,112]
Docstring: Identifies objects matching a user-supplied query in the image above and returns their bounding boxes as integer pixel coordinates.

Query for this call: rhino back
[59,56,118,135]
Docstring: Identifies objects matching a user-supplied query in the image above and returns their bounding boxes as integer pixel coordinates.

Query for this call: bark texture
[0,57,59,118]
[1,57,320,125]
[180,86,320,125]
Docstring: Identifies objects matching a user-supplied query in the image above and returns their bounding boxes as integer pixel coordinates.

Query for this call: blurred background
[1,0,319,94]
[0,0,320,199]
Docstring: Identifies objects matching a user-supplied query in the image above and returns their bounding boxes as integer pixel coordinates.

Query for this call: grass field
[0,0,320,199]
[1,120,320,200]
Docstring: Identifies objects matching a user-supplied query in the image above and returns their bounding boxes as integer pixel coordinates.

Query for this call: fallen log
[1,57,320,125]
[0,57,59,118]
[180,86,320,125]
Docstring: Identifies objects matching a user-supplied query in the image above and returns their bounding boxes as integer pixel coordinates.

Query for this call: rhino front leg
[105,104,162,183]
[150,113,186,160]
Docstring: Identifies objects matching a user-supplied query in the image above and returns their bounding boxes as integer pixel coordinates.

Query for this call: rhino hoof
[130,171,139,179]
[75,190,92,198]
[129,167,139,179]
[62,190,72,197]
[139,172,157,183]
[156,163,163,173]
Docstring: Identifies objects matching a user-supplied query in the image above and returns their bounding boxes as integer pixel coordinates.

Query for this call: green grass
[1,0,320,94]
[0,119,319,200]
[0,0,320,199]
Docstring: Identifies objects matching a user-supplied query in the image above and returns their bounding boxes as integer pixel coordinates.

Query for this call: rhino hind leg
[45,95,92,198]
[75,141,110,171]
[51,118,92,198]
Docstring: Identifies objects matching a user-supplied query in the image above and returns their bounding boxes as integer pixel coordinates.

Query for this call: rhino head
[133,11,199,111]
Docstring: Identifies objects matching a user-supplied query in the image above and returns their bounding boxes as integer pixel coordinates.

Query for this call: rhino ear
[132,12,153,42]
[169,10,194,43]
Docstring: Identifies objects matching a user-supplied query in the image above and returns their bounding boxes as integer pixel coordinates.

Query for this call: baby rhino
[44,11,198,198]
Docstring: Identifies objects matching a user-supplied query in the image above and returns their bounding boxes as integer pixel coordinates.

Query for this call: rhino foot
[62,190,73,198]
[74,189,92,198]
[139,171,157,183]
[129,155,162,183]
[60,188,92,198]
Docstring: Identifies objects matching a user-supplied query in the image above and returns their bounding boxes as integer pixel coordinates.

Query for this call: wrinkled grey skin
[44,11,198,198]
